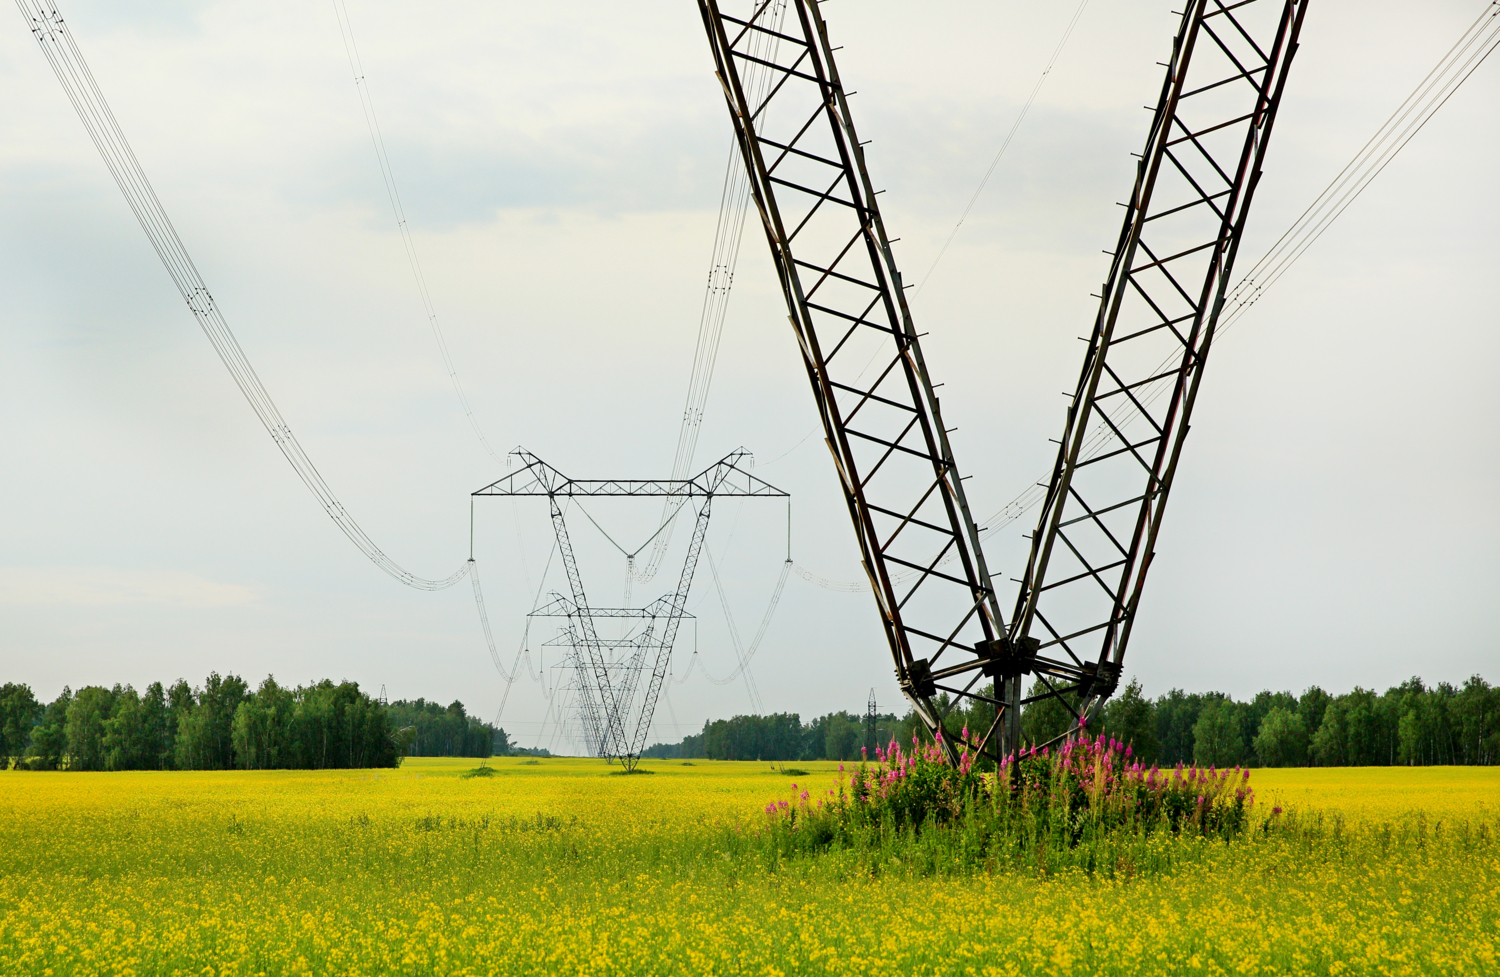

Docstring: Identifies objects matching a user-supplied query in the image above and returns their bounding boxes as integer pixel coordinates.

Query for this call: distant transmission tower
[476,448,786,770]
[865,689,878,756]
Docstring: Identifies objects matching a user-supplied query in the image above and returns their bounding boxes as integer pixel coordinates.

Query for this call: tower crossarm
[699,0,1006,759]
[529,595,695,621]
[1011,0,1308,729]
[474,448,787,499]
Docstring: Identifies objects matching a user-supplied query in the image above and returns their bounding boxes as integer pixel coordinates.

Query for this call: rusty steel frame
[1011,0,1307,735]
[699,0,1307,759]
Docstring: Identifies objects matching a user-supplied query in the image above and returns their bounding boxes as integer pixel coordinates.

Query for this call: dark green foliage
[804,711,864,761]
[1103,678,1159,762]
[1020,679,1077,747]
[385,699,502,758]
[1,674,472,771]
[65,686,115,771]
[1154,689,1204,765]
[1297,686,1331,741]
[1253,707,1308,767]
[703,712,803,761]
[25,687,71,770]
[0,683,41,768]
[138,682,171,770]
[648,674,1500,769]
[1192,697,1244,767]
[644,709,906,762]
[175,671,250,771]
[103,685,152,771]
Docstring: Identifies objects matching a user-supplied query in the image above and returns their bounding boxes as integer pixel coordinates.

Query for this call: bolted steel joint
[903,657,937,698]
[976,635,1039,679]
[1077,659,1122,700]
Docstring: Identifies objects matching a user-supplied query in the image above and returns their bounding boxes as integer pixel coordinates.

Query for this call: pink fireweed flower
[800,790,809,803]
[839,763,845,772]
[1125,745,1133,759]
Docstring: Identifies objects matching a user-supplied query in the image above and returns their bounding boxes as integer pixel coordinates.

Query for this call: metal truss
[699,0,1009,761]
[700,0,1306,758]
[476,448,785,768]
[475,448,786,500]
[1012,0,1307,731]
[531,599,695,758]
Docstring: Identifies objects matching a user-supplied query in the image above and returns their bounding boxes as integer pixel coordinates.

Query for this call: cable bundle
[16,0,468,591]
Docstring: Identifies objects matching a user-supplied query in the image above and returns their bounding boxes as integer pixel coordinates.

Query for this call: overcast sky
[2,1,1495,752]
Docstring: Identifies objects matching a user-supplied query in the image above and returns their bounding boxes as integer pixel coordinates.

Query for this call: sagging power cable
[638,0,790,584]
[972,0,1500,540]
[786,1,1499,588]
[331,0,506,468]
[914,0,1092,294]
[16,0,468,591]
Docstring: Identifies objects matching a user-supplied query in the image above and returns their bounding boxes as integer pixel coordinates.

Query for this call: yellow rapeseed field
[1,758,1496,976]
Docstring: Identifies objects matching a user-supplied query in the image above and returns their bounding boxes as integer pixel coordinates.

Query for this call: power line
[784,1,1500,588]
[915,0,1092,294]
[16,0,468,591]
[330,0,506,468]
[975,0,1500,539]
[639,0,791,583]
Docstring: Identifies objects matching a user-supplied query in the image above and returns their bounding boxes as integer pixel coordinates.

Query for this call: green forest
[645,674,1500,766]
[0,675,508,771]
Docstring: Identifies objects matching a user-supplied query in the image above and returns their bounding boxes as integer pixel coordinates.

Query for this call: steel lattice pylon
[475,449,785,768]
[699,0,1307,760]
[700,0,1008,763]
[1011,0,1307,737]
[530,598,696,758]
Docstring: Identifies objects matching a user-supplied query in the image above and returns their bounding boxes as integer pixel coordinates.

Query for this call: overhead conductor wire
[331,0,506,468]
[15,0,468,591]
[790,0,1500,588]
[638,0,790,584]
[971,0,1500,542]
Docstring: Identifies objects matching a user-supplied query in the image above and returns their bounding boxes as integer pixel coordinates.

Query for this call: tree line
[645,673,1500,767]
[644,709,905,762]
[0,675,509,771]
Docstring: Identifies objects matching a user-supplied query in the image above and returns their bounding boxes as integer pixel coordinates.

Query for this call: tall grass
[754,726,1266,877]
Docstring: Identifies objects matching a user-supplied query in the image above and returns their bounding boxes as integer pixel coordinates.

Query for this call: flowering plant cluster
[998,723,1254,840]
[762,719,1255,863]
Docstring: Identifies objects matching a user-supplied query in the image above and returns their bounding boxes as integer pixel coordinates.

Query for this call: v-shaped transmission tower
[699,0,1307,761]
[529,596,696,758]
[475,448,786,768]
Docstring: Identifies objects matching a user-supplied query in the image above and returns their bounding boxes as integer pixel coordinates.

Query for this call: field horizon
[3,758,1496,975]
